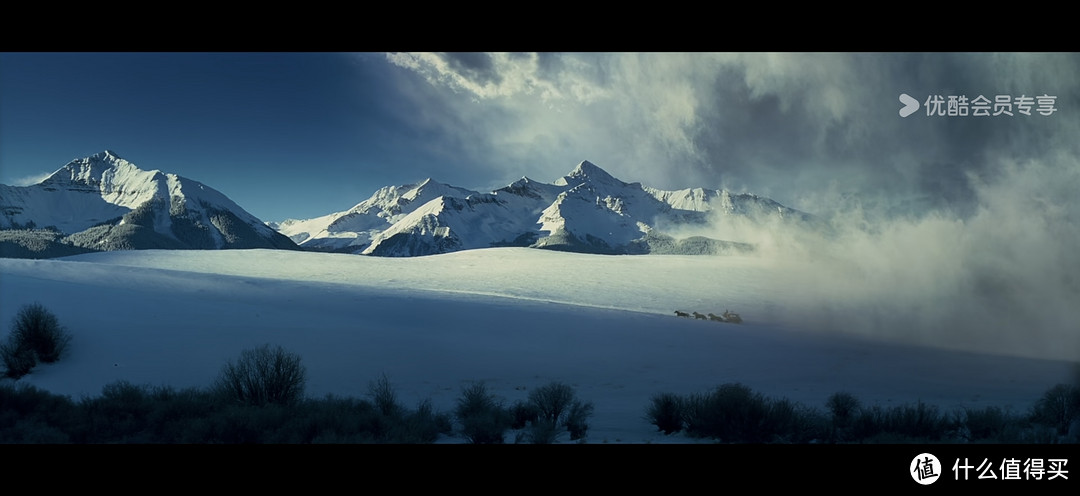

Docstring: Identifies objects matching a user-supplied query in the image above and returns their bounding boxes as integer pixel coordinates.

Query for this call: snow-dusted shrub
[10,303,71,363]
[215,344,307,407]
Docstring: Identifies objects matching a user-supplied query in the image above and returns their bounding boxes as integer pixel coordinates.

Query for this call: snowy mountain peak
[505,176,543,189]
[42,150,165,189]
[78,149,128,167]
[554,160,626,187]
[95,149,122,160]
[39,151,164,202]
[1,151,299,254]
[405,178,446,199]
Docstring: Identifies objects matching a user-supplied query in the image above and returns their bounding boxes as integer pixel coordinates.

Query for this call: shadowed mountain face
[0,151,298,258]
[277,160,815,257]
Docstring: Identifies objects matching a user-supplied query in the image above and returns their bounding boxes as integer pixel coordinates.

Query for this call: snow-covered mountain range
[1,153,814,259]
[274,160,814,257]
[0,151,297,257]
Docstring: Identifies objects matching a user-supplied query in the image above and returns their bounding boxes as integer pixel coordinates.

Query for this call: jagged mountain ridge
[277,160,812,257]
[270,178,482,253]
[0,151,298,257]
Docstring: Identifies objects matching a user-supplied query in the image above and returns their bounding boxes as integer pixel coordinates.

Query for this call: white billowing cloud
[381,53,905,192]
[733,53,857,120]
[699,154,1080,361]
[385,52,612,106]
[383,53,726,187]
[735,52,882,152]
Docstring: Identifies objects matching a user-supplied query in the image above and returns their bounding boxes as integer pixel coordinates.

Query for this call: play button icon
[899,93,920,117]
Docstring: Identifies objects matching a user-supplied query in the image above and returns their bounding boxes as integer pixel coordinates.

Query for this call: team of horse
[674,309,742,323]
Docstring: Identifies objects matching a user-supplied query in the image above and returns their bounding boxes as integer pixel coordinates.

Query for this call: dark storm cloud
[682,53,1080,218]
[383,52,1080,218]
[381,51,1080,220]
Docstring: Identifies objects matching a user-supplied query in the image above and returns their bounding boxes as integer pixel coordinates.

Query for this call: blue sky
[0,52,456,220]
[2,52,1078,223]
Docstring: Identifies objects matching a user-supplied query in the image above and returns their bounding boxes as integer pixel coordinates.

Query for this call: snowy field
[0,248,1076,443]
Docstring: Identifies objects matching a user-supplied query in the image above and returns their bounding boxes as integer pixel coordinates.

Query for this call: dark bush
[763,397,827,443]
[78,381,157,443]
[0,383,78,442]
[2,303,70,377]
[889,401,955,441]
[303,396,384,444]
[850,401,956,443]
[529,381,575,425]
[10,303,71,363]
[1030,383,1080,437]
[962,406,1016,442]
[397,398,453,444]
[525,381,593,443]
[525,418,562,444]
[0,377,457,444]
[683,383,771,442]
[678,383,826,443]
[826,392,860,427]
[509,400,539,430]
[646,392,684,434]
[215,344,306,407]
[1,340,36,379]
[368,374,403,418]
[565,399,594,441]
[359,374,453,443]
[825,391,861,441]
[455,382,511,444]
[1,418,71,443]
[143,386,219,443]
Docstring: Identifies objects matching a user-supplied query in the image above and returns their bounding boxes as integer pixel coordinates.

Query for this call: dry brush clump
[646,392,685,435]
[455,382,512,444]
[1029,383,1080,441]
[522,381,594,443]
[0,341,37,379]
[214,344,307,407]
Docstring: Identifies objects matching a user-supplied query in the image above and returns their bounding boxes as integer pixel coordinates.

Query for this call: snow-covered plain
[0,248,1076,443]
